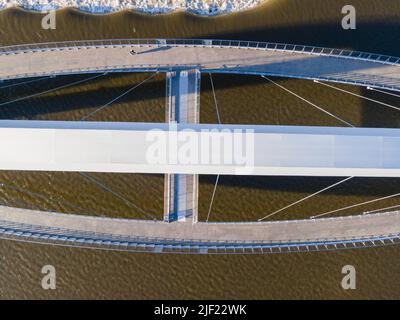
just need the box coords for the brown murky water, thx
[0,0,399,299]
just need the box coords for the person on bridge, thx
[129,49,137,55]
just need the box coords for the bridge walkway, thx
[0,205,399,245]
[1,42,400,92]
[164,69,200,223]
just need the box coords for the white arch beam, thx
[0,120,400,177]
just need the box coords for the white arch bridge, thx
[0,39,400,254]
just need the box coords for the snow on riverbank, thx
[0,0,265,15]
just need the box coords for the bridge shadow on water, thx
[0,73,268,120]
[2,72,398,126]
[200,175,400,197]
[0,71,319,121]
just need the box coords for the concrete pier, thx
[164,69,200,223]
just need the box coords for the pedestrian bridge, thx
[0,39,400,253]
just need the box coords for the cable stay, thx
[0,73,106,107]
[314,80,400,112]
[79,73,159,220]
[78,172,157,220]
[0,76,51,90]
[0,181,88,215]
[311,192,400,219]
[81,72,158,121]
[0,196,41,211]
[209,73,221,124]
[206,73,222,223]
[367,86,400,99]
[258,76,354,222]
[363,204,400,215]
[206,175,220,223]
[258,176,354,221]
[262,76,355,127]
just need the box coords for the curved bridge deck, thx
[0,205,399,253]
[1,39,400,92]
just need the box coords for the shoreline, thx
[0,0,267,16]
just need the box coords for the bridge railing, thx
[1,39,400,66]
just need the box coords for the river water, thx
[0,0,399,299]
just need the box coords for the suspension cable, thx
[315,80,400,112]
[0,197,41,211]
[79,172,157,220]
[258,75,357,222]
[0,181,88,214]
[206,175,220,223]
[209,73,221,124]
[367,86,400,99]
[311,192,400,219]
[81,72,158,121]
[363,203,400,214]
[79,73,159,221]
[0,76,51,90]
[262,76,355,127]
[258,176,354,221]
[206,73,222,222]
[0,73,106,107]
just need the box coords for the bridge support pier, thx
[163,69,200,223]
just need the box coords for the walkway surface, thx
[0,205,399,244]
[1,43,400,91]
[164,69,200,222]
